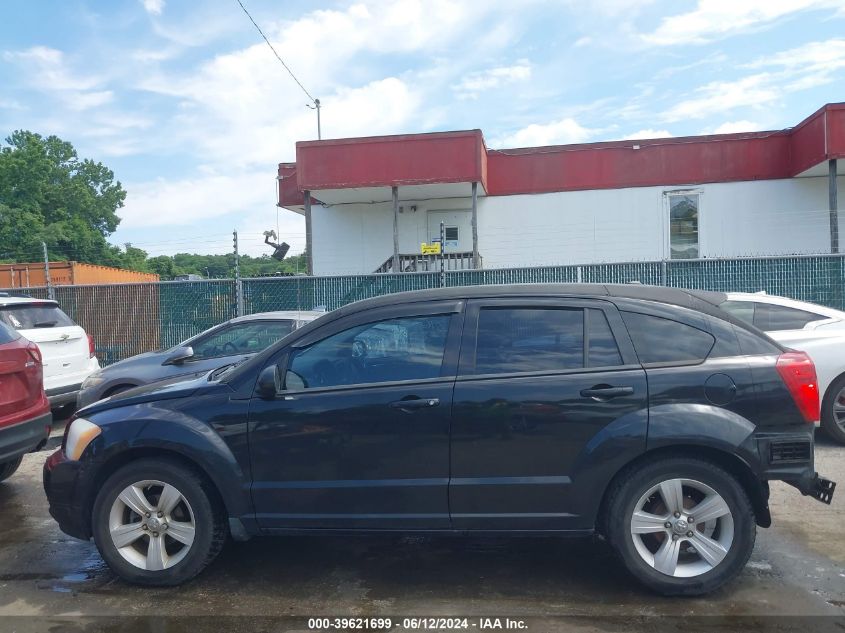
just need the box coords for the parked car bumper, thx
[0,411,52,464]
[43,449,95,540]
[45,359,101,407]
[46,383,83,407]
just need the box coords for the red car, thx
[0,320,51,482]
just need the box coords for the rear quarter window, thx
[621,311,714,365]
[0,304,76,329]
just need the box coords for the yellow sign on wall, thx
[421,242,441,255]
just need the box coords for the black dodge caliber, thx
[44,284,836,595]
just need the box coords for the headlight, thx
[82,370,104,389]
[64,418,101,460]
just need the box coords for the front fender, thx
[84,398,252,521]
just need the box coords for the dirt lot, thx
[0,431,842,632]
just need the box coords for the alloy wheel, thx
[629,478,734,578]
[108,479,196,571]
[832,387,845,430]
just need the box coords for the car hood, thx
[98,350,165,374]
[78,370,212,416]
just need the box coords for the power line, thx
[233,0,317,104]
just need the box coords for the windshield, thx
[0,304,76,329]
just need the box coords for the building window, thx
[668,193,700,259]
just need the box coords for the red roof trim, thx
[278,103,845,207]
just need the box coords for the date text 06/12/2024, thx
[307,617,528,630]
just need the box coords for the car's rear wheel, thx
[0,456,23,482]
[604,457,755,596]
[92,458,227,585]
[821,374,845,444]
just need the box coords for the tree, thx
[0,131,127,265]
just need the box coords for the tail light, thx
[26,341,42,365]
[776,351,819,423]
[88,334,96,358]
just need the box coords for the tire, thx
[91,458,227,586]
[604,457,756,596]
[821,374,845,445]
[0,456,23,482]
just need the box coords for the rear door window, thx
[0,304,75,330]
[621,311,714,365]
[472,307,584,375]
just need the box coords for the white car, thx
[0,294,100,409]
[718,291,845,443]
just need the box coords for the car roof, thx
[725,292,845,320]
[328,283,728,315]
[0,295,57,307]
[229,310,325,324]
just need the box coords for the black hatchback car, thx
[44,284,835,595]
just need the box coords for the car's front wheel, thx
[604,457,755,596]
[92,458,227,585]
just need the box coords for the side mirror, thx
[256,365,281,399]
[163,346,194,365]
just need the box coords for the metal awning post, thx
[304,190,313,276]
[392,186,400,273]
[831,159,839,254]
[471,181,479,269]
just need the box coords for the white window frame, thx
[663,189,703,260]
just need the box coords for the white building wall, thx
[310,176,845,276]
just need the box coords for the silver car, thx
[77,310,325,408]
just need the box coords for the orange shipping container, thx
[0,261,159,288]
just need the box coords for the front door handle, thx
[580,386,634,400]
[388,397,440,411]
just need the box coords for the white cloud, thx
[117,171,306,256]
[573,36,592,47]
[709,120,763,134]
[627,129,673,139]
[662,38,845,121]
[454,61,531,99]
[2,46,112,112]
[496,117,597,147]
[662,74,778,121]
[120,172,270,228]
[140,0,164,16]
[643,0,845,45]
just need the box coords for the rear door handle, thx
[388,397,440,411]
[580,386,634,400]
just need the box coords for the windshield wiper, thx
[33,321,58,328]
[209,358,248,381]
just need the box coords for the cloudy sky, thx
[2,0,845,257]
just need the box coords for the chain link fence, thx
[4,253,845,365]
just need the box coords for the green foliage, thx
[150,251,308,280]
[0,129,306,280]
[0,130,127,264]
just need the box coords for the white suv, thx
[0,294,99,409]
[718,291,845,444]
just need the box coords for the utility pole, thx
[307,98,322,140]
[42,241,55,300]
[233,230,244,317]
